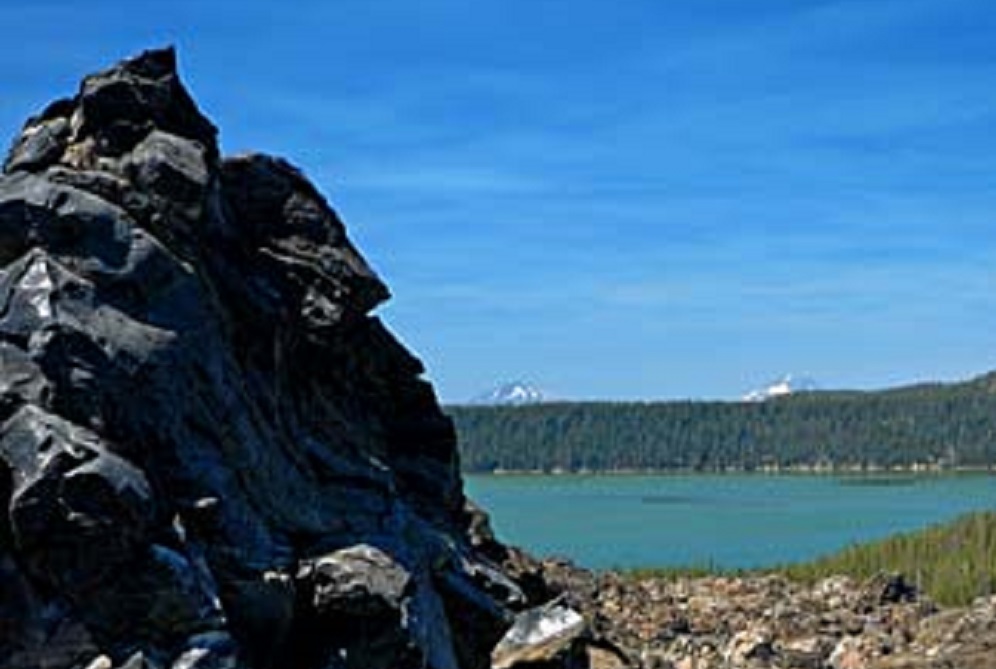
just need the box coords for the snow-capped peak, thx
[743,375,818,402]
[470,381,548,406]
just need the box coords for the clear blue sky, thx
[2,0,995,402]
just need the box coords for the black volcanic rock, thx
[0,48,539,669]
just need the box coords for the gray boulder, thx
[492,602,588,669]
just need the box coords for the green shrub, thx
[624,512,996,607]
[777,511,996,606]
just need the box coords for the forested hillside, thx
[449,372,996,472]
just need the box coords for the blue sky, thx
[2,0,995,402]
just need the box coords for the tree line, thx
[448,373,996,473]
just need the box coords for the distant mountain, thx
[743,374,819,402]
[470,381,549,406]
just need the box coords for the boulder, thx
[0,47,537,669]
[492,601,589,669]
[291,544,420,669]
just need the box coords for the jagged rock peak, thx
[5,47,218,175]
[0,48,572,669]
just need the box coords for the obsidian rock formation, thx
[0,48,530,669]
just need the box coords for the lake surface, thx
[465,473,996,569]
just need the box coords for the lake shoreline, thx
[466,464,996,477]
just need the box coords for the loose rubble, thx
[525,558,996,669]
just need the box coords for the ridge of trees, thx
[449,372,996,473]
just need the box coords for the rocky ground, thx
[525,557,996,669]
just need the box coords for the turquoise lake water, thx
[464,473,996,569]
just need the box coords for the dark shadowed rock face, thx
[0,47,530,669]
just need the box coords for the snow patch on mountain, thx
[470,381,549,406]
[743,375,819,402]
